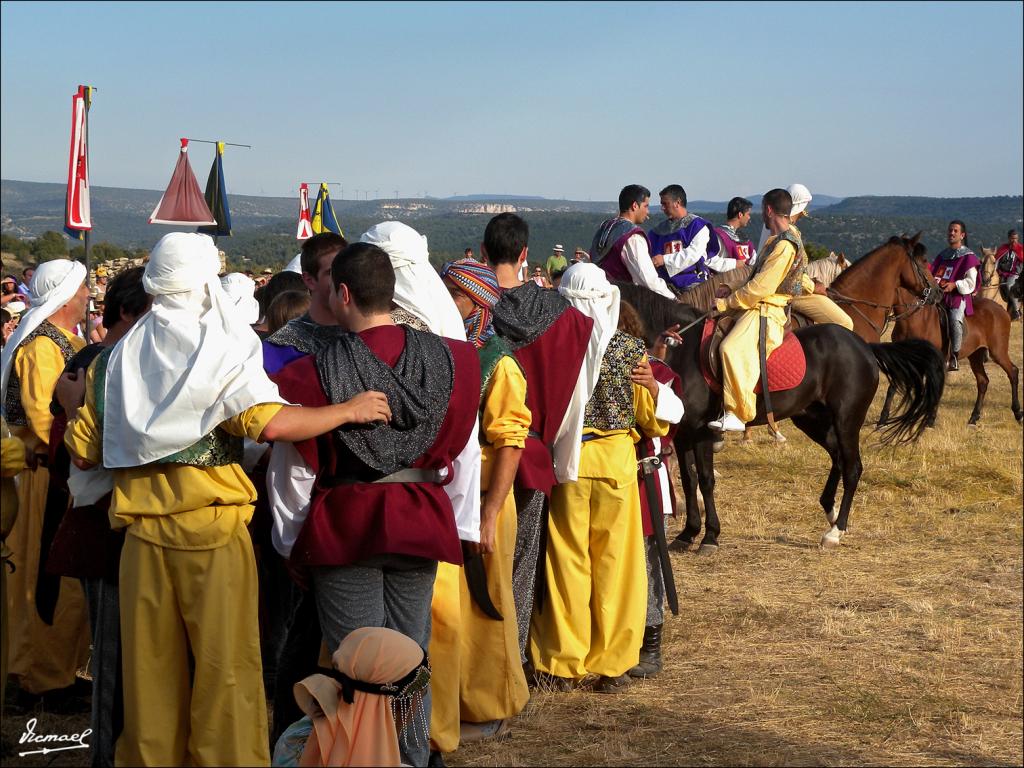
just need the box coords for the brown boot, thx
[592,673,632,694]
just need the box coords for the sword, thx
[758,310,784,441]
[639,455,678,616]
[463,551,503,621]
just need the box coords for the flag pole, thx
[83,86,95,340]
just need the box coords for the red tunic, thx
[271,325,480,567]
[638,359,682,537]
[512,308,593,496]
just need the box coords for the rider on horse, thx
[930,220,980,372]
[710,188,807,433]
[648,184,741,295]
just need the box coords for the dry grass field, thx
[3,326,1021,767]
[454,322,1023,767]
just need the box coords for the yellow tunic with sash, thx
[65,360,281,767]
[459,355,531,722]
[6,326,91,695]
[429,354,531,751]
[715,229,803,423]
[531,333,668,680]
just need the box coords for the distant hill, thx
[2,179,1020,269]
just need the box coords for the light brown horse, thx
[828,236,1021,426]
[976,247,1009,312]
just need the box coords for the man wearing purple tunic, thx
[649,185,739,293]
[591,185,675,299]
[930,219,980,372]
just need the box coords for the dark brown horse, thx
[828,236,1022,425]
[617,281,945,552]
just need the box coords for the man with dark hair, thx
[649,184,740,293]
[714,197,757,265]
[591,185,675,299]
[268,242,480,766]
[711,189,805,433]
[484,212,595,672]
[995,229,1022,320]
[262,232,347,374]
[930,220,981,371]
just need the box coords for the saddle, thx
[700,313,808,395]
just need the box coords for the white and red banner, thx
[64,85,92,233]
[296,183,313,240]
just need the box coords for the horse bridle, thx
[827,239,942,337]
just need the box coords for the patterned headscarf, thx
[441,259,500,348]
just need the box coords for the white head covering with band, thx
[285,253,303,274]
[102,233,284,468]
[360,222,466,341]
[1,258,86,412]
[555,262,620,481]
[219,272,260,325]
[758,183,812,255]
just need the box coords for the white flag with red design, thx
[296,183,313,240]
[64,85,91,233]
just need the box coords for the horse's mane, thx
[830,235,918,292]
[614,283,701,346]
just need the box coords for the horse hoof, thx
[712,440,726,453]
[697,543,719,557]
[772,431,787,444]
[819,526,845,549]
[826,506,839,525]
[967,422,979,429]
[669,538,696,552]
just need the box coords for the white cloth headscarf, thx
[220,272,260,325]
[757,183,812,255]
[285,253,303,274]
[102,233,284,468]
[554,262,621,482]
[1,259,86,413]
[360,222,467,341]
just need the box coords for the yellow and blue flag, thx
[198,142,232,237]
[310,183,343,237]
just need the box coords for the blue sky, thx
[2,1,1022,201]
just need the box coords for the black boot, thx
[948,353,959,372]
[627,624,663,678]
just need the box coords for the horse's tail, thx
[869,339,945,445]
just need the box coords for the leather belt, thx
[321,468,445,487]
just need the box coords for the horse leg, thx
[821,418,864,549]
[791,410,842,526]
[693,440,721,554]
[988,345,1022,423]
[877,383,897,427]
[966,350,990,426]
[670,443,701,550]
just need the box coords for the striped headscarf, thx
[441,259,500,348]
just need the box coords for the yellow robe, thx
[430,356,531,750]
[792,271,854,330]
[459,356,531,723]
[715,234,797,423]
[6,327,91,695]
[2,419,26,713]
[65,360,281,767]
[530,379,668,680]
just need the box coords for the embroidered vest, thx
[650,215,722,291]
[477,335,526,445]
[583,331,647,432]
[93,349,243,467]
[760,229,808,298]
[4,321,78,427]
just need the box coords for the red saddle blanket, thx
[700,317,807,394]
